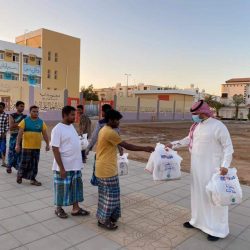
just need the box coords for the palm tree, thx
[204,95,224,117]
[232,94,244,120]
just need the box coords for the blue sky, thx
[1,0,250,94]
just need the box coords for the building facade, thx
[219,78,250,119]
[16,28,80,98]
[221,78,250,105]
[0,40,42,109]
[0,28,80,110]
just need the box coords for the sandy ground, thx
[47,120,250,186]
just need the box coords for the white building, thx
[0,40,42,86]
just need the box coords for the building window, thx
[54,70,58,79]
[13,54,19,62]
[0,53,4,60]
[47,69,51,79]
[55,53,58,62]
[221,93,228,98]
[48,51,51,61]
[23,75,28,81]
[11,74,19,81]
[36,58,41,66]
[23,56,28,64]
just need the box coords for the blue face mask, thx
[192,114,203,123]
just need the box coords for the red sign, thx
[158,95,169,101]
[67,97,80,107]
[67,98,80,122]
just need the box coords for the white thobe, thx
[172,118,234,238]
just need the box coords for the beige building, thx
[94,87,116,101]
[219,78,250,119]
[134,89,195,111]
[221,78,250,105]
[94,83,162,100]
[16,28,80,98]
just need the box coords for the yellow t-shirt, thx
[95,126,122,178]
[19,118,47,149]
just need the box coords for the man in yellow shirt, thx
[96,109,154,230]
[16,105,50,186]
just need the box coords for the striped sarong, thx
[18,149,40,180]
[96,175,121,223]
[54,170,84,206]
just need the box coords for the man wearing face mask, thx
[166,100,234,242]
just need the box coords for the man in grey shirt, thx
[86,104,122,155]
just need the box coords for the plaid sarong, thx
[8,134,21,169]
[96,175,121,222]
[18,149,40,180]
[53,170,84,206]
[0,137,6,157]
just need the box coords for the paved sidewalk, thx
[0,148,250,250]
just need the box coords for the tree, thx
[204,95,224,117]
[232,94,244,120]
[81,85,99,101]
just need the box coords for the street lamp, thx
[124,73,131,97]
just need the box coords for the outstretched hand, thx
[165,143,173,150]
[144,146,154,153]
[220,167,228,176]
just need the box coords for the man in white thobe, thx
[167,100,234,241]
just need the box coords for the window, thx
[23,75,28,81]
[11,74,19,81]
[54,70,58,80]
[36,58,41,66]
[0,53,4,60]
[221,93,228,98]
[47,69,51,79]
[55,53,58,62]
[13,54,19,62]
[48,51,51,61]
[144,87,147,90]
[23,56,28,64]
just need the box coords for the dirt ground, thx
[119,121,250,186]
[47,120,250,186]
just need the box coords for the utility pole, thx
[124,73,131,97]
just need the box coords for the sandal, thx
[110,217,118,223]
[1,163,7,168]
[6,168,12,174]
[98,220,118,230]
[55,207,68,219]
[16,175,22,184]
[71,208,90,216]
[30,180,42,186]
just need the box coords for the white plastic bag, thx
[145,152,155,173]
[206,168,242,206]
[145,143,182,181]
[117,153,129,176]
[79,134,89,151]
